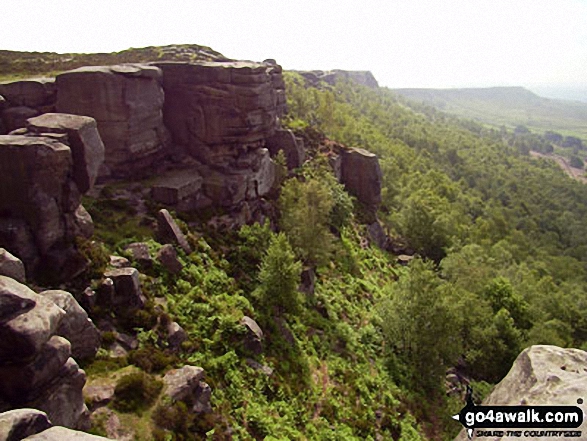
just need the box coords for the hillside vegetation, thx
[78,74,587,440]
[392,86,587,140]
[0,44,227,80]
[3,47,587,440]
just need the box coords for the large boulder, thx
[266,128,305,170]
[0,276,65,364]
[0,409,52,441]
[41,290,101,361]
[156,209,192,254]
[454,345,587,441]
[0,277,89,430]
[21,426,113,440]
[339,147,382,209]
[102,268,145,313]
[0,135,93,280]
[155,60,286,162]
[0,78,56,109]
[0,248,26,284]
[56,64,170,178]
[26,113,105,193]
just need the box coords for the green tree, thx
[279,176,335,267]
[379,258,460,392]
[255,233,302,315]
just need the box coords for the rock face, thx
[26,113,105,193]
[0,276,89,429]
[0,79,56,134]
[339,147,382,210]
[0,113,103,281]
[155,61,286,160]
[21,426,113,440]
[40,290,101,361]
[0,248,26,283]
[0,409,52,441]
[266,128,305,170]
[56,64,170,178]
[454,345,587,441]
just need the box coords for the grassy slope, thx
[392,86,587,139]
[0,44,229,81]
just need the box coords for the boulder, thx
[166,321,187,349]
[156,209,192,254]
[28,358,89,430]
[56,64,170,178]
[0,135,92,280]
[240,316,264,355]
[454,345,587,441]
[266,128,305,169]
[1,107,39,133]
[0,336,71,404]
[151,168,203,205]
[0,78,56,108]
[367,221,388,250]
[0,248,25,283]
[102,268,145,312]
[155,61,286,161]
[83,383,115,411]
[21,426,112,440]
[156,244,183,275]
[0,276,65,364]
[163,365,205,403]
[123,242,152,267]
[25,113,105,193]
[41,290,101,360]
[339,147,382,209]
[0,409,52,441]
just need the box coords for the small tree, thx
[256,233,302,315]
[279,177,335,267]
[379,258,460,393]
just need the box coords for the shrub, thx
[112,372,163,413]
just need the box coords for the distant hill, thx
[0,44,229,80]
[392,86,587,139]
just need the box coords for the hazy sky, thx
[2,0,586,89]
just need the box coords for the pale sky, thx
[1,0,586,89]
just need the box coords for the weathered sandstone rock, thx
[240,316,264,355]
[102,268,145,313]
[155,61,286,162]
[26,113,105,193]
[28,358,89,429]
[156,209,192,254]
[151,168,203,205]
[0,336,71,403]
[0,248,25,284]
[340,147,382,209]
[21,425,112,440]
[454,345,587,441]
[0,78,56,108]
[41,290,101,361]
[1,107,39,133]
[156,244,183,275]
[266,128,305,170]
[0,135,94,280]
[0,276,65,364]
[56,64,169,178]
[163,365,210,412]
[166,321,187,349]
[0,408,52,441]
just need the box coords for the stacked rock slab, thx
[0,113,104,281]
[339,147,382,211]
[153,60,286,207]
[56,64,170,179]
[0,276,90,429]
[0,79,56,134]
